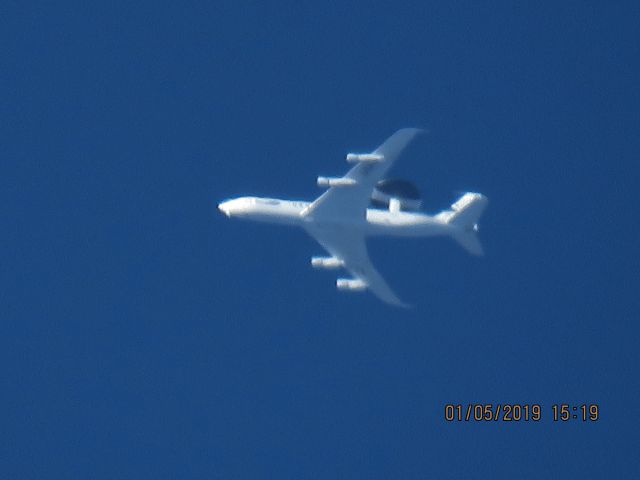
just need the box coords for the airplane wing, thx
[302,128,424,221]
[306,226,411,308]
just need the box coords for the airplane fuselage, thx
[218,128,487,306]
[218,196,453,237]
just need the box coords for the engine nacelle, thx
[317,176,356,188]
[336,278,367,291]
[346,153,384,163]
[311,256,344,269]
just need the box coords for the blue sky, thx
[3,2,640,478]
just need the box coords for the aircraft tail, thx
[445,192,488,256]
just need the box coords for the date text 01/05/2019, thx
[444,404,599,422]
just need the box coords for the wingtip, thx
[400,127,429,136]
[387,298,413,309]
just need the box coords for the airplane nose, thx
[218,202,230,217]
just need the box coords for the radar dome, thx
[370,179,422,211]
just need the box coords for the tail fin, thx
[445,193,488,256]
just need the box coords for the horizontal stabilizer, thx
[452,230,484,256]
[448,193,488,228]
[447,192,488,256]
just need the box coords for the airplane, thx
[218,128,488,307]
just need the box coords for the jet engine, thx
[317,176,356,187]
[311,256,344,269]
[336,278,367,291]
[346,153,384,163]
[370,178,422,211]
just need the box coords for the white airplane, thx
[218,128,488,307]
